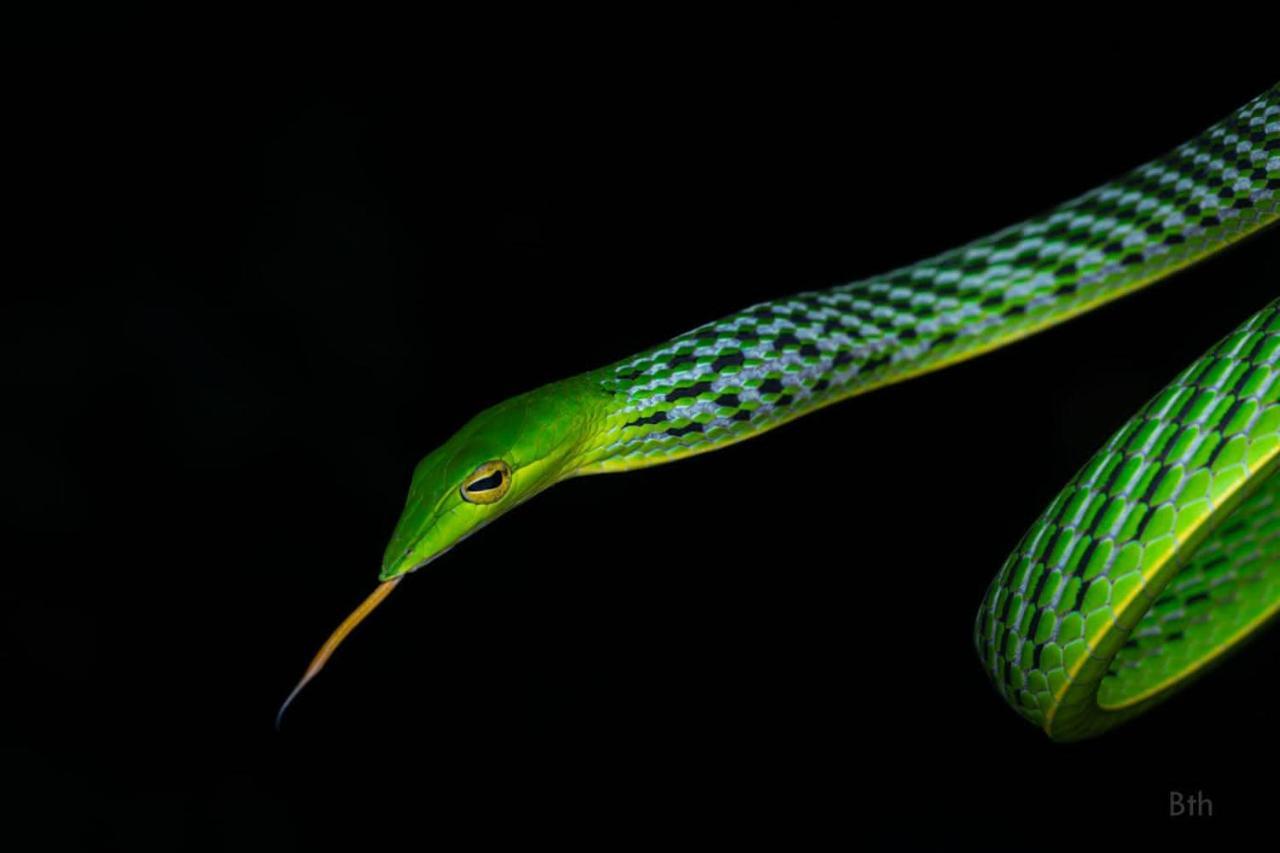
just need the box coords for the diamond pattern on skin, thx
[577,86,1278,470]
[975,301,1280,732]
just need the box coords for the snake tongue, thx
[275,576,403,729]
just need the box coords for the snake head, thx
[276,374,604,726]
[379,374,603,581]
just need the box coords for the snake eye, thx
[460,460,511,504]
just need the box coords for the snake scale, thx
[281,84,1279,741]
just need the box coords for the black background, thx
[4,29,1278,851]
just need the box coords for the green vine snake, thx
[279,84,1279,741]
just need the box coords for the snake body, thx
[283,84,1279,740]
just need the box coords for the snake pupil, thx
[466,470,505,492]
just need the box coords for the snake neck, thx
[567,84,1279,475]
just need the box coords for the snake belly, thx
[564,84,1278,739]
